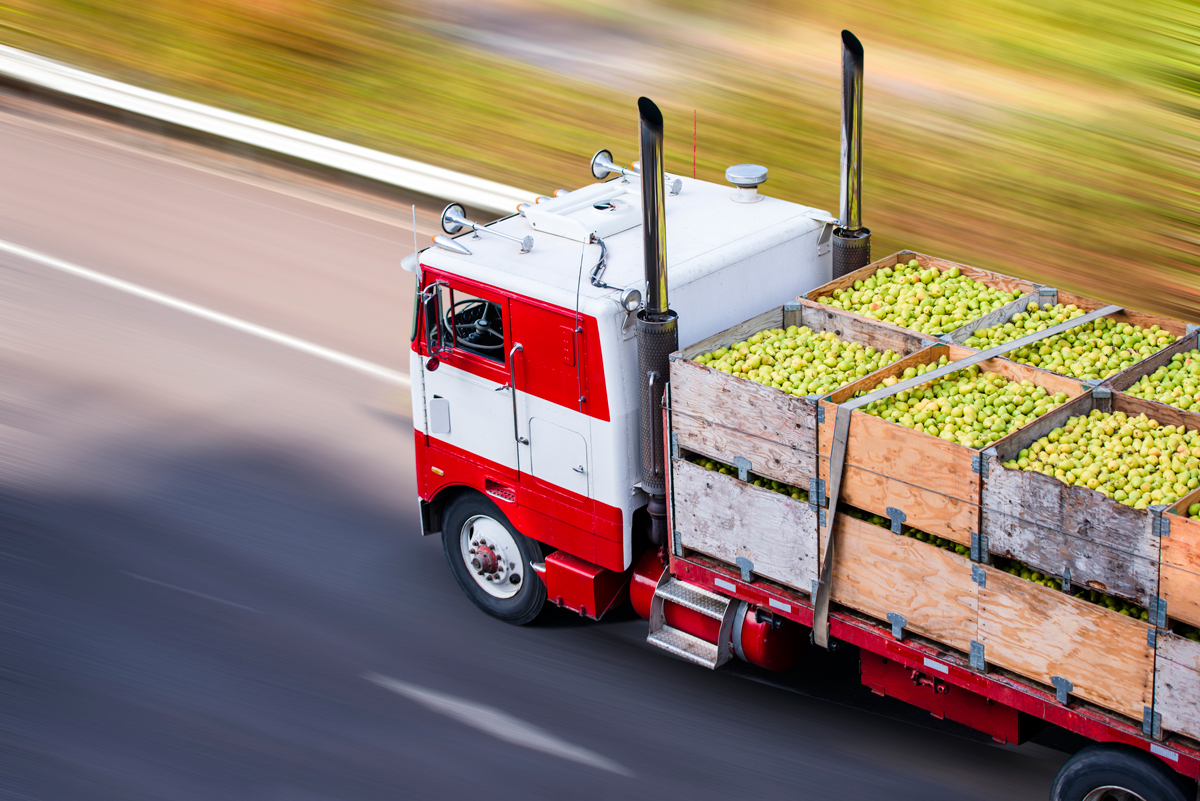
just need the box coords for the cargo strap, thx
[810,303,1122,648]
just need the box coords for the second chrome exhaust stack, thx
[634,96,677,547]
[833,30,871,278]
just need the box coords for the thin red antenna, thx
[693,110,697,179]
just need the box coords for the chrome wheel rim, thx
[459,514,524,599]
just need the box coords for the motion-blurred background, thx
[6,0,1199,316]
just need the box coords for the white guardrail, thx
[0,44,536,216]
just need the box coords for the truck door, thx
[509,299,593,507]
[420,276,519,477]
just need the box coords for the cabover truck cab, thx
[409,168,831,618]
[406,33,1200,801]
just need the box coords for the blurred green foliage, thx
[2,0,1197,317]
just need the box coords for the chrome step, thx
[655,578,731,620]
[647,625,721,668]
[646,572,739,670]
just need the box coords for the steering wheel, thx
[448,298,504,351]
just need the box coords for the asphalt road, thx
[0,92,1072,800]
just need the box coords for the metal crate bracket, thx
[969,640,986,672]
[1051,676,1073,705]
[733,455,751,482]
[886,612,907,641]
[886,507,906,535]
[735,557,755,583]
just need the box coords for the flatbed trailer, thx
[409,31,1200,801]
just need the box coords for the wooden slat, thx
[1156,632,1200,742]
[671,357,817,487]
[789,299,936,356]
[1162,503,1200,629]
[680,306,785,361]
[978,567,1154,720]
[983,392,1191,607]
[829,513,979,652]
[673,458,818,593]
[819,344,1085,545]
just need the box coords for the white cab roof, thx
[420,175,831,316]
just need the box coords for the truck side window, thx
[449,289,505,363]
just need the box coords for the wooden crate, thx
[977,565,1155,721]
[819,344,1087,546]
[1163,490,1200,629]
[1155,631,1200,743]
[672,457,818,594]
[804,250,1038,343]
[670,302,929,489]
[950,289,1188,381]
[982,390,1200,607]
[829,512,979,652]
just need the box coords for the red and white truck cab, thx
[406,137,833,622]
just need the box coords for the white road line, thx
[365,673,633,777]
[124,572,260,613]
[0,238,410,387]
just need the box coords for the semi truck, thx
[401,31,1200,801]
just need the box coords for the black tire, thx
[1050,744,1190,801]
[441,493,546,625]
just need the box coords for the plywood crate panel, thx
[670,303,929,489]
[829,512,980,653]
[950,289,1188,382]
[978,567,1154,721]
[1163,489,1200,629]
[819,344,1087,545]
[672,457,818,594]
[805,250,1038,343]
[1155,632,1200,743]
[982,390,1200,607]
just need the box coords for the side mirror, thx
[420,281,452,357]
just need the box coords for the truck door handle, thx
[572,465,585,474]
[508,344,528,445]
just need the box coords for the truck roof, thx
[418,174,832,317]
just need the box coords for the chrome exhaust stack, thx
[634,96,678,547]
[833,30,871,277]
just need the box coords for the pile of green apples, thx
[858,358,1071,448]
[694,325,901,397]
[1187,502,1200,520]
[689,455,810,502]
[1176,622,1200,642]
[1002,409,1200,508]
[963,302,1174,380]
[813,259,1024,336]
[1124,349,1200,412]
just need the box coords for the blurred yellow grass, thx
[2,0,1196,320]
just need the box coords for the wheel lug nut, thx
[468,548,476,555]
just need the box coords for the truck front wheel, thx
[1050,744,1190,801]
[441,493,546,625]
